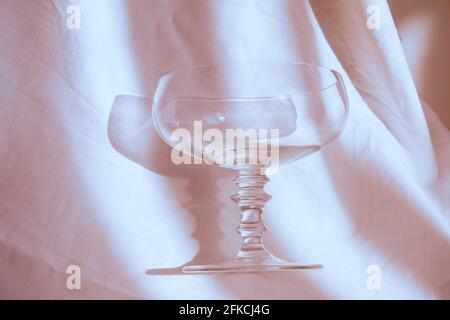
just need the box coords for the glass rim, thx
[154,61,344,101]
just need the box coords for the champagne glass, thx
[152,62,349,273]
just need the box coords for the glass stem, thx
[231,165,273,261]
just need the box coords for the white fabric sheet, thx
[0,0,449,299]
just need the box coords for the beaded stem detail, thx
[231,166,273,261]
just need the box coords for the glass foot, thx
[182,255,323,273]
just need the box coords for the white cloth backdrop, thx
[0,0,449,299]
